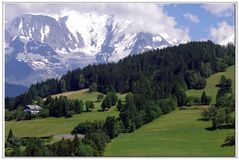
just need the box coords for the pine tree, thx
[85,101,94,112]
[89,83,97,92]
[59,79,67,92]
[117,99,123,111]
[201,91,211,105]
[7,128,13,141]
[78,74,85,89]
[36,97,44,107]
[101,97,111,111]
[72,134,80,153]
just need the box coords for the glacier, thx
[5,12,178,86]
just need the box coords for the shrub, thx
[38,109,49,118]
[85,101,94,112]
[71,121,103,135]
[201,91,211,105]
[96,94,104,102]
[89,83,97,92]
[66,111,74,118]
[201,108,210,120]
[223,135,235,146]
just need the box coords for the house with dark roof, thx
[24,105,42,114]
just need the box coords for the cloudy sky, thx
[4,3,235,43]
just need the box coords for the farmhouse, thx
[24,105,42,114]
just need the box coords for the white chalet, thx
[24,105,42,114]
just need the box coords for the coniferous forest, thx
[5,41,235,156]
[6,41,235,110]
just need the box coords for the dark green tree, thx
[59,79,67,92]
[201,91,211,105]
[7,128,13,141]
[74,100,84,114]
[24,138,49,156]
[117,99,123,111]
[75,144,94,156]
[38,109,49,118]
[89,83,97,92]
[36,97,44,107]
[212,108,225,128]
[78,74,85,89]
[85,101,94,112]
[107,92,118,106]
[104,116,122,139]
[200,62,212,78]
[97,94,104,102]
[101,97,111,111]
[216,75,232,99]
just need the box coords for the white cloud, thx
[4,3,190,43]
[209,21,234,43]
[201,4,234,17]
[183,12,200,23]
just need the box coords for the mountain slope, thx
[219,34,235,46]
[5,12,176,86]
[105,108,234,156]
[186,65,235,104]
[5,83,28,97]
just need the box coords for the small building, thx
[24,105,42,114]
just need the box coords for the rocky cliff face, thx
[5,12,174,86]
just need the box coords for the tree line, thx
[5,96,95,121]
[6,116,120,156]
[5,41,235,111]
[200,75,235,146]
[201,75,234,128]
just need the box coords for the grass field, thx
[5,89,127,138]
[51,88,104,110]
[5,109,118,138]
[105,108,235,156]
[186,65,235,104]
[51,88,127,110]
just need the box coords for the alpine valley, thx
[5,11,175,87]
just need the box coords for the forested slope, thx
[6,41,235,110]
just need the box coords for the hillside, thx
[6,41,235,113]
[5,110,118,138]
[5,89,126,138]
[5,83,28,97]
[50,88,127,110]
[105,108,235,156]
[105,65,235,156]
[186,65,235,104]
[5,42,235,157]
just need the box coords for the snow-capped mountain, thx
[5,12,175,86]
[219,34,235,46]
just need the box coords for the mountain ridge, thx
[5,12,178,86]
[5,83,28,97]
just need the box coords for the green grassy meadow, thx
[186,65,235,104]
[5,66,235,156]
[5,109,118,138]
[51,88,127,110]
[5,89,127,138]
[105,108,235,156]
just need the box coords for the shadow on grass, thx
[205,125,235,131]
[221,143,235,147]
[205,127,216,131]
[198,118,210,121]
[221,135,235,147]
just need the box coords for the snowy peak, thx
[219,34,235,46]
[5,12,176,86]
[61,11,108,52]
[6,14,77,51]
